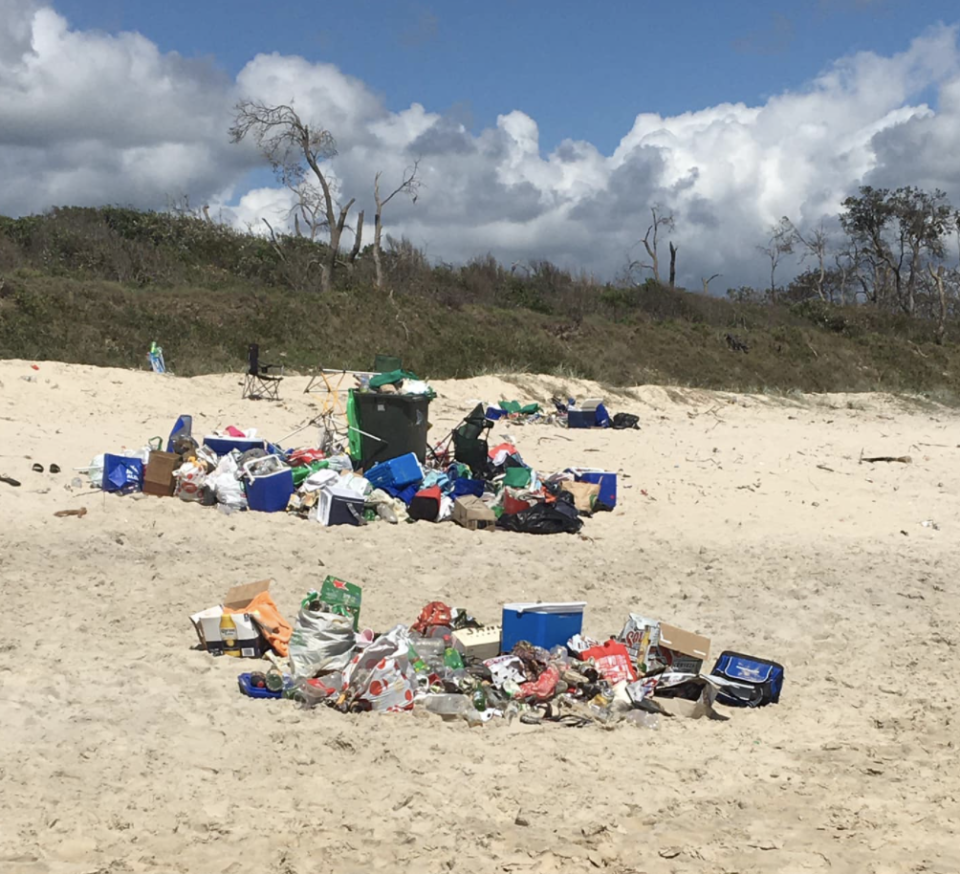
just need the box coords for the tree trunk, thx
[347,210,364,268]
[929,264,947,345]
[373,211,383,290]
[668,242,678,289]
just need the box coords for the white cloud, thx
[3,3,960,289]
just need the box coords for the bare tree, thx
[373,161,421,290]
[784,218,828,301]
[668,241,678,289]
[631,206,675,284]
[701,273,721,295]
[229,100,356,293]
[757,218,794,303]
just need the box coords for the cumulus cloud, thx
[3,2,960,289]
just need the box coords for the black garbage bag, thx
[611,412,640,430]
[497,498,583,535]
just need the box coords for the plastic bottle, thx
[624,709,660,730]
[410,636,446,661]
[423,693,469,719]
[376,503,398,524]
[219,613,240,657]
[409,646,430,676]
[443,637,464,670]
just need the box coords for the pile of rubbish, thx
[193,579,784,728]
[485,398,641,430]
[84,393,631,535]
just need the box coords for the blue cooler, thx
[365,452,424,490]
[204,435,266,457]
[501,602,586,653]
[577,471,617,509]
[567,410,594,429]
[245,468,294,512]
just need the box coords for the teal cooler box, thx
[501,602,586,653]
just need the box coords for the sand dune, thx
[1,359,958,874]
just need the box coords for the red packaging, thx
[518,664,560,701]
[581,640,638,685]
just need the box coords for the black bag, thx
[710,651,784,707]
[611,413,640,430]
[497,499,582,535]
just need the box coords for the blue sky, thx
[45,0,957,153]
[4,0,960,287]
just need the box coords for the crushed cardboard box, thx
[619,614,711,676]
[650,673,725,720]
[452,496,497,531]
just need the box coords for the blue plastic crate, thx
[501,602,586,653]
[365,452,424,490]
[577,472,617,509]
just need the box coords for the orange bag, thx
[225,591,292,657]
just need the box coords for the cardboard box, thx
[143,450,180,497]
[189,579,272,658]
[319,575,362,631]
[619,614,711,676]
[452,624,502,660]
[452,495,497,531]
[560,481,601,514]
[650,673,723,720]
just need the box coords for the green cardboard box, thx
[319,575,363,631]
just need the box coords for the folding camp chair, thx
[451,403,493,478]
[242,343,284,401]
[303,369,352,417]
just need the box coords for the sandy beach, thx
[1,359,958,874]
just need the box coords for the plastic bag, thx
[288,606,357,680]
[207,453,247,509]
[87,454,105,489]
[337,625,416,713]
[174,460,207,502]
[496,499,583,535]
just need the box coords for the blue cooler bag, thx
[710,651,784,707]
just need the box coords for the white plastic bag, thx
[87,454,105,488]
[288,607,357,680]
[207,453,247,509]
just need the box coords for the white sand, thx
[1,359,958,874]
